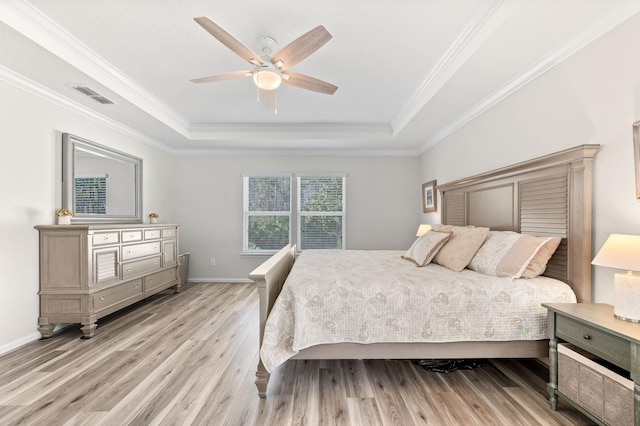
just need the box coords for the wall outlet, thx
[210,257,216,266]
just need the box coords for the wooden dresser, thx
[35,223,180,338]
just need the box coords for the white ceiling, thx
[1,0,639,155]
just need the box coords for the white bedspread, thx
[260,250,576,372]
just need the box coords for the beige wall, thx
[0,80,175,354]
[419,12,640,304]
[172,155,419,281]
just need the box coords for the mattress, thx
[260,249,576,372]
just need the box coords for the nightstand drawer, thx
[556,315,630,369]
[558,344,633,426]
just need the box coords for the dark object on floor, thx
[413,359,486,373]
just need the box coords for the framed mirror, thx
[62,133,142,223]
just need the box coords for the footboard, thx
[248,243,296,397]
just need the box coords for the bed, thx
[249,144,600,397]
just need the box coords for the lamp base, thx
[614,313,640,323]
[613,272,640,322]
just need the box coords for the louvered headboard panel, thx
[438,145,599,303]
[520,174,568,282]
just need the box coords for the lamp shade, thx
[591,234,640,272]
[416,224,432,237]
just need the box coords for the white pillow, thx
[402,231,451,267]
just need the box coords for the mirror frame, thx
[62,133,143,224]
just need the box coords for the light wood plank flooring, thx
[0,282,593,425]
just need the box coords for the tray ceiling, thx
[0,1,638,155]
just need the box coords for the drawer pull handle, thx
[583,334,591,340]
[127,267,132,272]
[170,271,174,275]
[134,284,139,288]
[149,279,153,283]
[100,296,105,301]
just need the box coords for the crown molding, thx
[0,1,191,136]
[391,0,514,136]
[417,1,640,155]
[188,123,392,141]
[0,65,414,156]
[0,64,172,153]
[169,148,420,157]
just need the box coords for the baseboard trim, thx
[186,278,254,284]
[0,332,41,356]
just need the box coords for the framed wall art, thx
[422,180,437,213]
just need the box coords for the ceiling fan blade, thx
[194,17,264,65]
[190,70,252,83]
[282,71,337,95]
[271,26,332,71]
[257,88,277,112]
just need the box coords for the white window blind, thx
[74,177,106,214]
[297,176,346,250]
[243,175,291,253]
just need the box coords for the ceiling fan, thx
[191,17,338,112]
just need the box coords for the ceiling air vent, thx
[72,85,115,105]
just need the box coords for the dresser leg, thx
[80,322,97,339]
[38,320,55,339]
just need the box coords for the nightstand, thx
[543,303,640,425]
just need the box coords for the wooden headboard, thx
[437,145,600,303]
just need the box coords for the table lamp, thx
[416,224,432,237]
[591,234,640,322]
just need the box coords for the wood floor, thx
[0,282,593,425]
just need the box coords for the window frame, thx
[242,173,292,255]
[242,172,346,255]
[296,174,347,251]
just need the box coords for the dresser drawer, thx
[94,279,142,312]
[122,242,161,261]
[93,232,119,245]
[162,227,177,238]
[144,268,177,292]
[122,230,143,242]
[556,316,630,369]
[122,256,161,279]
[144,229,161,240]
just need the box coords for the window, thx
[74,177,107,214]
[243,175,291,253]
[297,175,346,250]
[243,173,346,254]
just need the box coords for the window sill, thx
[241,251,278,257]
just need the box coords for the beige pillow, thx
[432,225,490,272]
[521,237,561,278]
[468,231,558,278]
[468,231,560,278]
[402,231,451,266]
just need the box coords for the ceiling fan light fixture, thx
[253,68,281,90]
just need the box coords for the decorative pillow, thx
[468,231,561,278]
[432,225,490,272]
[402,231,452,266]
[521,237,561,278]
